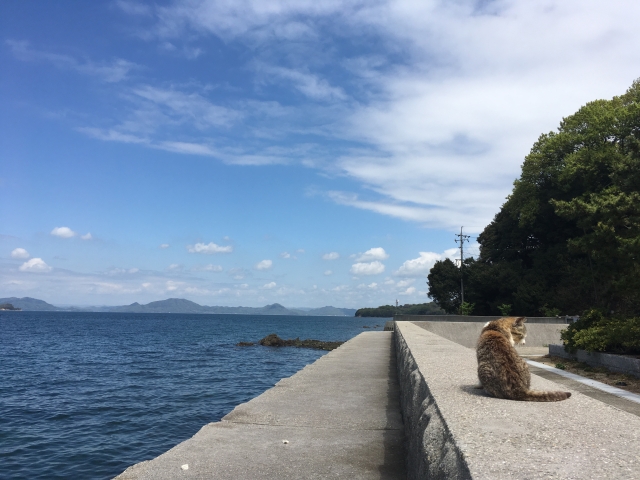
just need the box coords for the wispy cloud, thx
[187,242,233,254]
[255,64,347,102]
[31,0,640,234]
[7,40,137,82]
[193,264,223,272]
[322,252,339,260]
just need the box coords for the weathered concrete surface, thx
[115,332,405,480]
[549,344,640,379]
[395,321,640,480]
[412,321,566,350]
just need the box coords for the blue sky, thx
[2,1,639,307]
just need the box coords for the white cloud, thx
[166,280,181,291]
[19,258,52,273]
[280,252,291,258]
[168,263,183,270]
[23,0,640,238]
[193,263,223,272]
[394,247,474,278]
[255,259,273,270]
[356,247,389,262]
[395,252,443,278]
[81,233,92,240]
[160,243,170,249]
[396,279,414,288]
[11,248,30,259]
[51,226,76,238]
[350,261,385,276]
[399,286,417,296]
[322,252,340,260]
[187,242,233,254]
[324,270,333,276]
[368,282,378,289]
[262,281,276,289]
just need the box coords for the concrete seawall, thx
[116,324,640,479]
[394,315,569,324]
[395,321,640,479]
[115,332,405,479]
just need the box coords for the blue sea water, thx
[0,311,387,480]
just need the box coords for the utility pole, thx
[455,226,470,307]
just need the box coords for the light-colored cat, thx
[477,317,571,402]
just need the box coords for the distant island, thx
[1,296,445,318]
[355,302,445,317]
[0,303,21,311]
[0,297,357,316]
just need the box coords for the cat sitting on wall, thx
[477,317,571,402]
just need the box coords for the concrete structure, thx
[394,314,570,324]
[412,320,566,352]
[395,321,640,479]
[115,322,640,480]
[549,344,640,379]
[115,332,405,479]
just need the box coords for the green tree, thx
[427,258,461,314]
[427,79,640,318]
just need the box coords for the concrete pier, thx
[115,332,406,479]
[395,321,640,479]
[116,323,640,480]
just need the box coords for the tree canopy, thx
[428,80,640,318]
[355,302,444,317]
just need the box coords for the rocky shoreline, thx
[237,333,344,351]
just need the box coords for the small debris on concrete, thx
[181,464,189,470]
[282,440,289,444]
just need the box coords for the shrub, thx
[561,309,640,354]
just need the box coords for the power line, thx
[454,226,470,307]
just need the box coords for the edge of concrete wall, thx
[549,344,640,378]
[394,324,472,480]
[394,314,569,324]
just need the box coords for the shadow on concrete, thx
[460,384,492,398]
[378,335,408,479]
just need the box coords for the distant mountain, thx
[305,306,358,316]
[108,298,208,314]
[0,297,61,311]
[0,296,358,316]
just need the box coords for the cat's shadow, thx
[460,384,492,397]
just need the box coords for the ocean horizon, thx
[0,311,387,479]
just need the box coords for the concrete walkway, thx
[115,332,406,479]
[396,322,640,479]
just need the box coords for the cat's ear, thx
[515,317,526,325]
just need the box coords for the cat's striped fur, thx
[477,317,571,402]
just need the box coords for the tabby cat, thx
[476,317,571,402]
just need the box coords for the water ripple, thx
[0,312,383,479]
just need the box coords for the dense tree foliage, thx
[428,80,640,320]
[355,302,444,317]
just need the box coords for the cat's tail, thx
[523,390,571,402]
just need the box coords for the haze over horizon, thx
[2,1,639,308]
